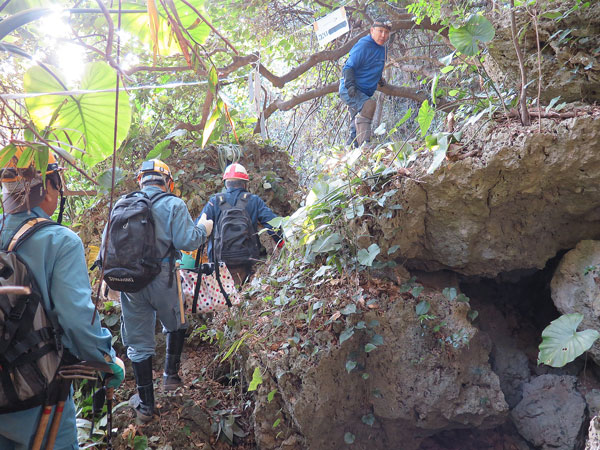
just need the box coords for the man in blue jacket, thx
[0,151,124,449]
[120,159,213,424]
[339,17,392,146]
[199,163,283,286]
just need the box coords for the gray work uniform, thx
[120,186,208,363]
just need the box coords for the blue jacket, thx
[342,34,386,97]
[0,207,118,449]
[199,187,282,260]
[141,186,208,258]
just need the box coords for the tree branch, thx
[254,82,429,133]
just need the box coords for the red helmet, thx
[222,163,249,181]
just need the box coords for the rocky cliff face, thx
[246,2,600,449]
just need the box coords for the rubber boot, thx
[355,99,377,147]
[346,108,358,147]
[163,329,186,391]
[355,114,372,146]
[129,357,154,424]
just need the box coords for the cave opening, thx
[416,251,600,450]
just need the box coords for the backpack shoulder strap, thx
[236,192,251,208]
[7,218,58,252]
[150,191,175,205]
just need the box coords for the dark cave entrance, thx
[417,251,598,450]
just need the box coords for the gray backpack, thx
[0,218,64,413]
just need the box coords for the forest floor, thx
[99,312,256,449]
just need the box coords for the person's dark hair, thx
[225,179,248,189]
[46,171,62,192]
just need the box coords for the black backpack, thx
[0,218,64,413]
[100,191,174,293]
[213,193,260,267]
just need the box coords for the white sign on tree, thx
[313,7,349,46]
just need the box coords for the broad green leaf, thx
[417,100,435,137]
[33,145,48,183]
[395,108,412,127]
[248,367,263,391]
[17,147,34,168]
[538,313,600,368]
[201,100,222,148]
[371,334,384,346]
[361,414,375,426]
[147,140,171,159]
[443,287,457,301]
[117,1,210,56]
[311,232,342,253]
[267,389,277,403]
[364,343,377,352]
[341,304,356,315]
[97,167,125,192]
[388,245,400,255]
[24,62,132,166]
[339,327,354,344]
[345,360,357,373]
[208,66,218,94]
[357,243,381,266]
[449,15,495,56]
[431,74,439,105]
[344,432,355,444]
[427,135,449,175]
[415,300,430,316]
[0,144,19,169]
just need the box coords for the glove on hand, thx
[343,68,357,98]
[105,357,125,389]
[198,213,214,236]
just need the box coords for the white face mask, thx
[1,177,45,214]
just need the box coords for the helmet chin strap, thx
[57,190,66,224]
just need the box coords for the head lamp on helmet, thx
[222,163,249,181]
[372,17,392,30]
[137,159,174,192]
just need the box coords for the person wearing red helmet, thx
[199,163,283,285]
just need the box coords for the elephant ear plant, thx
[538,313,600,368]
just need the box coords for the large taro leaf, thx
[538,313,600,368]
[24,61,132,166]
[449,14,495,56]
[118,0,210,56]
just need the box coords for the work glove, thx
[378,77,386,87]
[277,240,285,249]
[343,68,357,98]
[105,357,125,389]
[198,213,214,236]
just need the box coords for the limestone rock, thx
[550,240,600,365]
[586,415,600,450]
[511,375,587,449]
[486,0,600,104]
[251,287,508,449]
[367,115,600,277]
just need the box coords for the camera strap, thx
[210,232,232,308]
[191,243,204,314]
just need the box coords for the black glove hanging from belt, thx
[343,68,357,98]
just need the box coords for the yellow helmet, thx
[0,147,61,183]
[137,159,174,192]
[1,147,64,216]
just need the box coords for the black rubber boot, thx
[129,357,154,423]
[163,329,186,391]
